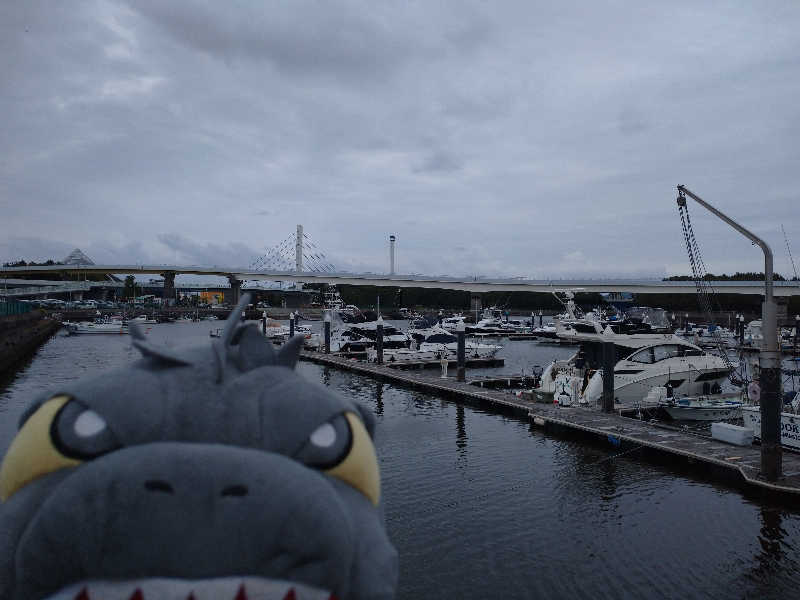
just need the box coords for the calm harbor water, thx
[2,322,800,599]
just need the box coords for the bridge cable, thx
[782,224,799,282]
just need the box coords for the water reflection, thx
[8,325,800,599]
[753,506,785,579]
[375,381,384,416]
[456,404,467,457]
[599,457,618,506]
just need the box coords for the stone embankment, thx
[0,312,61,379]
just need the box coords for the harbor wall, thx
[0,312,61,379]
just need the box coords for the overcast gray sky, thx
[2,1,799,279]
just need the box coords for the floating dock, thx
[300,350,800,498]
[385,357,504,370]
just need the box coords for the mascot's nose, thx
[142,478,250,497]
[16,443,354,600]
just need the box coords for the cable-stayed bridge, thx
[4,225,800,300]
[3,264,800,296]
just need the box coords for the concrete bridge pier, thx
[227,275,241,305]
[162,271,176,306]
[776,297,789,323]
[470,294,482,314]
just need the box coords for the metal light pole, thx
[389,235,396,276]
[677,185,781,481]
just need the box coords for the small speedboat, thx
[659,394,743,421]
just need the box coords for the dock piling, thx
[456,321,466,382]
[376,316,384,365]
[602,341,615,412]
[324,312,331,354]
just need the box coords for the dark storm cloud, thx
[2,0,800,279]
[125,0,446,82]
[156,233,258,267]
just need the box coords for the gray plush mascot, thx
[0,295,398,600]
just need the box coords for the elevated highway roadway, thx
[3,264,799,296]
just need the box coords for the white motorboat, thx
[674,323,737,348]
[350,321,410,347]
[742,393,800,451]
[465,308,528,335]
[656,392,743,421]
[553,293,671,340]
[369,327,501,362]
[531,323,558,339]
[327,322,410,353]
[64,319,128,335]
[440,315,466,332]
[529,334,732,406]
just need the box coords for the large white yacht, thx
[530,332,732,406]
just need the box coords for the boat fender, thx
[581,370,603,405]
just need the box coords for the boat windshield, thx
[426,333,457,343]
[628,348,654,364]
[653,344,682,361]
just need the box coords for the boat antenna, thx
[782,224,799,281]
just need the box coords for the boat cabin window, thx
[628,348,654,364]
[652,344,682,362]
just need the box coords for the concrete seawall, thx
[0,312,61,379]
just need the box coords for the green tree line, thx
[665,272,797,281]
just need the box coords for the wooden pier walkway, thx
[299,350,800,498]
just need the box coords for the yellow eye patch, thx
[0,396,81,502]
[325,412,381,506]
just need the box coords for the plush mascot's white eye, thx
[296,412,380,506]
